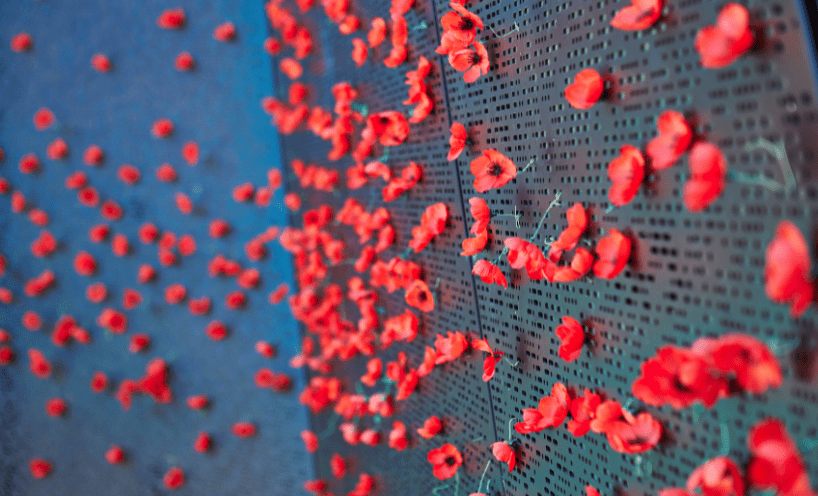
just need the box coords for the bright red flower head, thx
[33,108,55,130]
[105,445,125,464]
[747,418,815,496]
[686,456,745,496]
[684,142,727,212]
[492,441,516,472]
[91,54,111,73]
[410,202,448,252]
[472,338,504,381]
[441,2,483,46]
[468,197,490,234]
[449,41,489,83]
[473,259,508,288]
[515,382,570,434]
[11,33,33,52]
[301,430,319,453]
[694,3,753,69]
[367,111,410,147]
[29,458,52,479]
[405,280,435,312]
[213,22,236,42]
[427,443,462,480]
[555,316,584,362]
[608,145,645,207]
[157,8,185,29]
[611,0,662,31]
[764,220,813,317]
[505,237,549,280]
[647,110,692,170]
[606,411,662,454]
[448,122,468,161]
[352,38,368,67]
[417,415,443,438]
[388,421,409,451]
[692,333,782,394]
[461,229,488,256]
[470,149,517,193]
[565,69,603,109]
[593,229,630,279]
[368,17,387,47]
[163,467,184,490]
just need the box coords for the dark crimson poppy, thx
[611,0,662,31]
[427,443,462,480]
[632,345,728,408]
[470,149,517,193]
[492,441,516,472]
[213,21,236,41]
[105,445,125,464]
[11,33,33,52]
[473,259,508,288]
[157,8,185,29]
[175,52,195,71]
[606,410,662,454]
[515,382,570,433]
[565,69,604,110]
[593,229,630,279]
[45,398,67,417]
[555,316,584,362]
[647,110,692,170]
[163,467,184,490]
[685,456,745,496]
[450,41,489,83]
[608,145,645,206]
[764,221,813,317]
[683,142,727,212]
[417,415,443,438]
[747,418,814,496]
[368,17,387,47]
[91,54,111,72]
[29,459,51,479]
[695,3,753,69]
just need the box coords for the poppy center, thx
[417,291,428,302]
[445,456,457,466]
[459,18,474,31]
[469,52,482,65]
[489,162,504,176]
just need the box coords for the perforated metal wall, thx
[276,0,818,495]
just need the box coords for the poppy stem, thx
[317,413,341,440]
[743,138,796,192]
[486,480,491,494]
[518,158,536,174]
[605,204,616,214]
[412,21,428,30]
[728,169,787,192]
[634,454,653,477]
[495,206,521,228]
[492,247,509,265]
[350,102,369,117]
[471,436,485,442]
[355,382,365,395]
[430,484,451,495]
[434,277,441,289]
[719,420,731,456]
[378,147,391,163]
[454,470,460,496]
[502,356,519,367]
[400,246,413,259]
[489,22,520,39]
[507,417,517,441]
[477,459,492,494]
[529,191,563,241]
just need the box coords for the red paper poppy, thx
[449,41,489,83]
[434,331,468,364]
[19,153,39,174]
[608,145,645,206]
[647,110,692,170]
[91,54,111,72]
[606,411,662,454]
[492,441,516,472]
[473,259,508,288]
[566,389,602,437]
[98,308,127,333]
[137,264,156,283]
[280,58,303,79]
[472,337,504,381]
[47,138,68,160]
[182,142,199,165]
[611,0,662,31]
[747,418,814,496]
[45,398,67,417]
[470,149,517,193]
[360,429,381,446]
[66,171,88,189]
[409,202,448,252]
[175,52,195,71]
[163,467,184,490]
[301,430,319,453]
[683,142,727,212]
[367,111,410,147]
[22,311,42,331]
[205,320,228,341]
[368,17,387,47]
[685,456,745,496]
[565,69,604,110]
[448,122,468,161]
[29,458,52,479]
[441,2,483,45]
[405,280,435,312]
[384,44,408,68]
[693,334,783,394]
[0,346,13,365]
[505,237,549,280]
[632,345,728,409]
[461,229,488,256]
[427,443,462,480]
[86,282,107,302]
[157,8,185,29]
[593,229,630,279]
[129,334,150,353]
[764,220,813,317]
[515,382,570,434]
[555,316,584,362]
[389,421,409,451]
[33,108,54,130]
[330,453,346,478]
[164,283,186,304]
[468,197,490,234]
[83,145,104,165]
[193,432,211,453]
[694,3,753,69]
[90,371,108,392]
[105,446,125,464]
[101,200,123,220]
[587,486,602,496]
[264,37,282,55]
[28,349,52,378]
[11,33,33,52]
[187,395,208,410]
[232,422,256,438]
[417,415,443,439]
[352,38,368,67]
[118,164,140,184]
[214,22,236,41]
[303,479,327,495]
[152,119,173,138]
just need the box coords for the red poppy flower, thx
[461,229,488,256]
[105,446,125,464]
[566,389,601,437]
[684,142,727,212]
[515,382,570,434]
[492,441,516,472]
[232,422,256,438]
[405,280,434,312]
[565,69,604,110]
[280,58,303,79]
[186,395,208,410]
[129,334,150,353]
[608,145,645,206]
[632,345,729,409]
[19,153,39,174]
[747,418,814,496]
[90,372,108,392]
[504,237,549,280]
[66,171,88,190]
[427,444,462,480]
[685,456,745,496]
[91,54,111,72]
[694,3,753,69]
[269,283,289,304]
[152,119,173,138]
[382,161,421,201]
[163,467,185,490]
[441,2,483,45]
[22,311,42,331]
[470,149,517,193]
[472,337,504,381]
[436,30,470,56]
[611,0,662,31]
[593,229,630,279]
[468,197,490,234]
[137,264,156,283]
[368,17,387,46]
[29,458,52,479]
[175,52,195,71]
[473,259,508,288]
[606,411,662,454]
[82,145,103,165]
[47,138,68,160]
[409,202,448,252]
[388,421,409,451]
[205,320,228,341]
[449,41,489,83]
[157,8,185,29]
[28,349,52,378]
[45,398,67,417]
[417,415,443,438]
[448,122,468,161]
[555,316,584,362]
[0,346,13,365]
[214,21,236,41]
[181,141,199,165]
[647,110,692,170]
[693,334,782,394]
[434,331,468,364]
[193,432,211,453]
[301,430,319,453]
[11,33,33,52]
[367,111,410,147]
[587,486,602,496]
[330,453,346,478]
[764,220,813,317]
[33,108,54,130]
[118,164,140,185]
[360,429,381,446]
